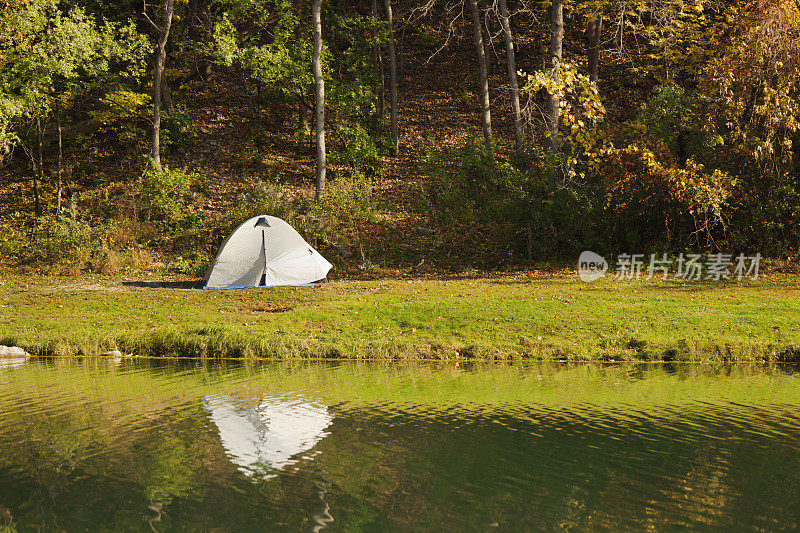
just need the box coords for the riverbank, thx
[2,273,799,361]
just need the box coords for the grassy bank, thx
[2,273,799,361]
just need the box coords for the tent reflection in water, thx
[204,395,333,476]
[204,215,332,289]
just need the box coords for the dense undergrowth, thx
[0,167,379,276]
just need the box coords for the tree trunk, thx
[161,71,174,111]
[298,95,309,131]
[498,0,524,158]
[371,0,384,120]
[312,0,326,203]
[33,116,42,216]
[467,0,492,152]
[587,16,602,83]
[187,0,212,80]
[398,23,407,87]
[385,0,399,155]
[546,0,563,153]
[151,0,175,172]
[56,98,63,217]
[188,0,200,41]
[378,44,385,117]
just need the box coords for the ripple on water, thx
[0,359,799,530]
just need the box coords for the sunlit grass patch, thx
[1,273,799,361]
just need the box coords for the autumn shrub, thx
[0,214,98,271]
[220,179,298,229]
[175,179,300,268]
[519,62,606,178]
[593,144,734,250]
[27,217,94,266]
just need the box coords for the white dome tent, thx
[204,215,332,289]
[204,394,333,476]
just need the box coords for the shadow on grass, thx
[122,280,203,290]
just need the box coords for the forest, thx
[1,0,798,275]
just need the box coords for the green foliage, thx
[211,0,314,98]
[0,0,100,105]
[140,166,198,225]
[0,0,101,165]
[425,139,596,259]
[0,0,149,167]
[425,138,501,225]
[636,85,701,157]
[329,122,383,176]
[0,94,24,164]
[210,0,386,172]
[94,20,150,83]
[167,251,211,276]
[92,90,150,127]
[0,214,123,273]
[318,172,377,263]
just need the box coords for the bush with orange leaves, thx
[595,144,734,249]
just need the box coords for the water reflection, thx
[0,357,27,370]
[204,394,332,477]
[1,359,799,530]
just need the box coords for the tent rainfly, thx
[204,215,332,289]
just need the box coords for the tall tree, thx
[372,0,384,121]
[150,0,175,171]
[498,0,524,157]
[35,116,43,216]
[312,0,326,202]
[385,0,399,155]
[586,16,602,83]
[546,0,563,153]
[56,96,63,216]
[467,0,492,152]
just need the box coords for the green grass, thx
[1,272,799,361]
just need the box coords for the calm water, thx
[1,359,800,531]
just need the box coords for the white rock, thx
[0,346,29,357]
[101,350,124,357]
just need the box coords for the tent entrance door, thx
[259,229,268,287]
